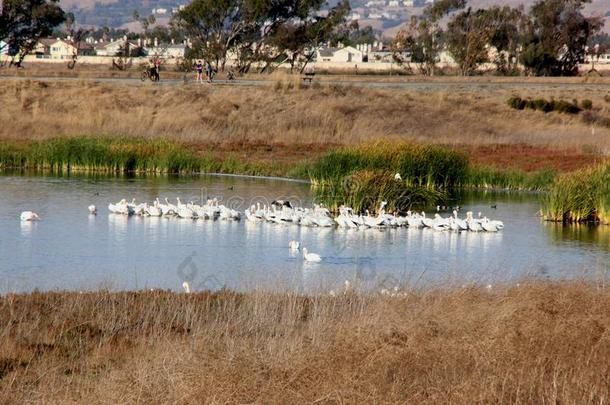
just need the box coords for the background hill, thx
[61,0,609,34]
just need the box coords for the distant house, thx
[148,43,187,59]
[438,50,456,65]
[0,40,8,55]
[317,46,364,63]
[95,39,140,57]
[49,39,77,59]
[595,54,610,64]
[370,51,396,63]
[76,42,96,56]
[36,39,96,59]
[33,38,57,58]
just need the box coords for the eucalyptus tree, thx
[0,0,65,66]
[173,0,349,72]
[391,0,466,75]
[521,0,603,76]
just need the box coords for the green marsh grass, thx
[0,137,576,216]
[543,162,610,224]
[0,136,286,176]
[307,142,467,213]
[465,166,555,191]
[307,142,469,189]
[313,170,446,214]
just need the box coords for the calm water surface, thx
[0,173,608,293]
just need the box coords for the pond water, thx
[0,173,608,294]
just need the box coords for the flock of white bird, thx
[106,197,241,220]
[244,200,505,233]
[20,197,503,264]
[20,198,504,234]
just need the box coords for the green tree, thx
[482,6,530,74]
[263,0,351,73]
[446,8,491,75]
[333,21,377,47]
[521,0,603,76]
[391,0,465,75]
[0,0,65,66]
[172,0,342,73]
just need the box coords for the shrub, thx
[508,96,582,114]
[551,99,581,114]
[507,96,524,109]
[532,98,552,113]
[580,99,593,110]
[581,110,610,128]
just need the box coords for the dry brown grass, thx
[0,282,609,403]
[1,79,610,167]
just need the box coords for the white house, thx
[48,39,77,59]
[95,39,140,56]
[317,46,364,63]
[147,43,187,59]
[0,40,9,55]
[438,50,456,65]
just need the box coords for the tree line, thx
[0,0,606,76]
[392,0,605,76]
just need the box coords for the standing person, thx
[195,60,203,84]
[205,60,213,83]
[154,58,161,81]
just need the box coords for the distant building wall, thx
[3,54,610,74]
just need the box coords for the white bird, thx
[146,202,162,217]
[394,172,402,181]
[302,248,322,262]
[182,281,191,293]
[88,205,97,215]
[289,240,301,251]
[481,217,504,232]
[20,211,40,221]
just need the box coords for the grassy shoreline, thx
[0,136,560,185]
[4,136,609,220]
[1,281,608,403]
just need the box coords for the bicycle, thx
[141,67,160,82]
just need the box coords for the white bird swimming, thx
[289,240,301,251]
[20,211,40,221]
[146,202,162,217]
[88,205,97,214]
[481,217,504,232]
[302,248,322,262]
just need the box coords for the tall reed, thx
[307,141,469,189]
[465,166,555,191]
[313,170,446,213]
[0,136,286,176]
[543,162,610,224]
